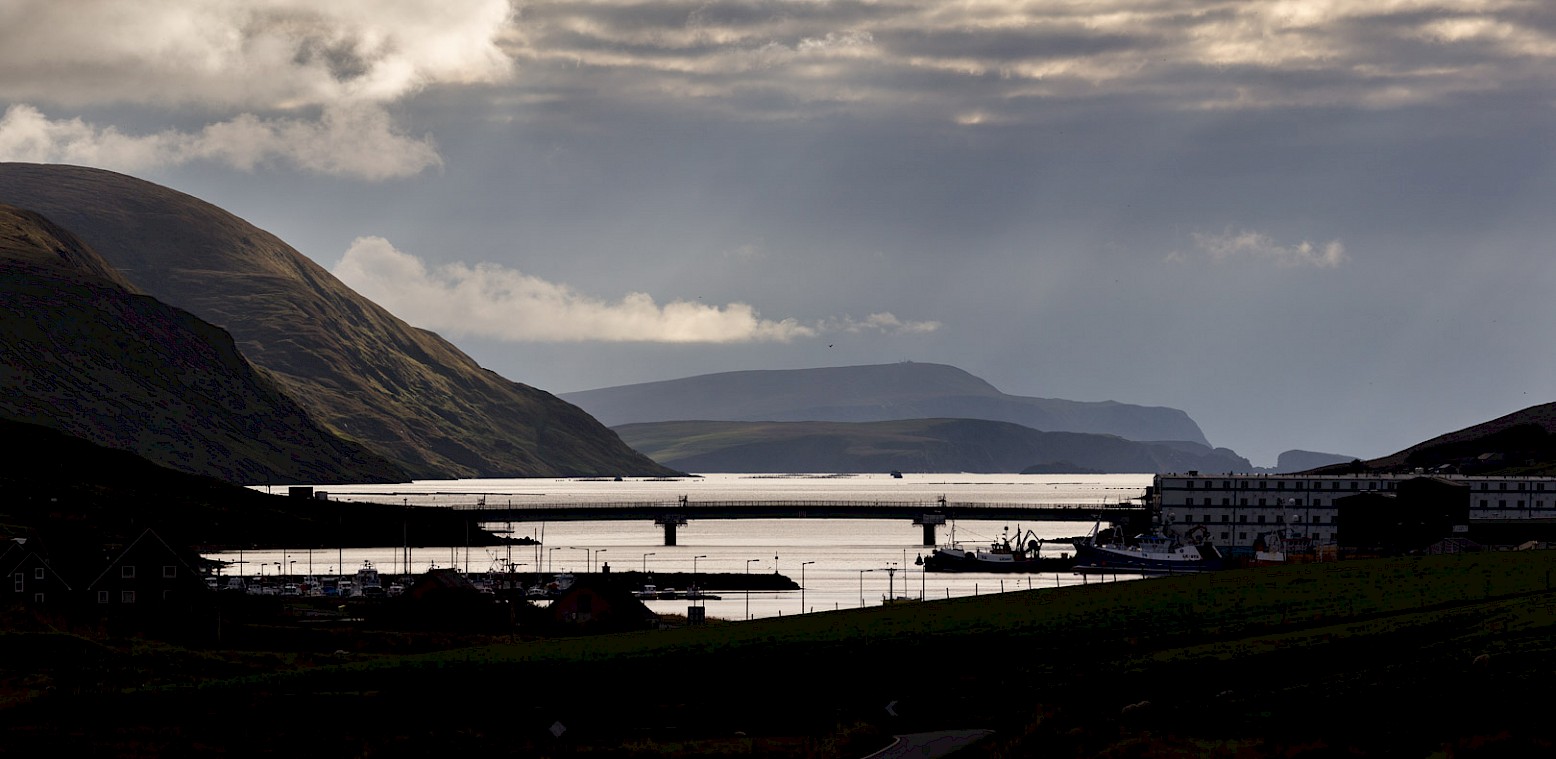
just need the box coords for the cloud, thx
[499,1,1556,122]
[824,313,942,335]
[0,103,440,179]
[0,0,514,109]
[1190,229,1348,268]
[333,236,822,343]
[0,0,513,178]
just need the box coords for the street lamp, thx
[801,561,815,613]
[916,554,925,600]
[572,547,590,573]
[746,558,760,620]
[548,546,562,573]
[642,552,656,574]
[595,548,607,573]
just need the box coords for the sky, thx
[3,0,1556,467]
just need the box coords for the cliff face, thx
[564,362,1213,446]
[0,163,677,479]
[0,204,408,485]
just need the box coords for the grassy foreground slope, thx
[6,551,1556,756]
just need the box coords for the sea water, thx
[213,473,1153,620]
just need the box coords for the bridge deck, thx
[448,500,1145,523]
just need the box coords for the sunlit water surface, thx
[213,473,1154,620]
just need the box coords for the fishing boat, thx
[354,560,385,597]
[1071,522,1223,575]
[922,526,1076,573]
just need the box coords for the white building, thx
[1153,471,1556,549]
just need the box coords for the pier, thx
[449,496,1148,545]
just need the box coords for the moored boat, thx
[1071,523,1223,574]
[922,527,1075,573]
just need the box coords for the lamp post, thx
[801,561,815,614]
[573,547,590,573]
[916,554,925,600]
[643,552,655,574]
[548,546,562,574]
[859,569,873,608]
[746,558,760,620]
[595,548,607,573]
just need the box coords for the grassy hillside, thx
[0,163,677,480]
[1361,402,1556,475]
[616,418,1252,473]
[0,205,408,485]
[4,551,1556,756]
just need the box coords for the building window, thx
[1240,498,1249,506]
[1239,515,1247,523]
[162,566,177,579]
[1349,482,1358,490]
[97,591,109,604]
[33,567,44,580]
[122,565,136,579]
[121,591,136,604]
[1480,499,1488,508]
[1222,498,1231,506]
[1518,501,1525,509]
[33,593,43,603]
[12,573,21,593]
[1239,532,1247,540]
[1500,500,1507,508]
[1185,498,1195,506]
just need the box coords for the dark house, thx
[548,578,657,633]
[2,546,73,607]
[84,528,208,608]
[1337,477,1470,554]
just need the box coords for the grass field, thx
[5,550,1556,757]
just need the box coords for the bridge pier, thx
[912,513,946,546]
[656,514,689,546]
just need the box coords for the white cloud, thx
[333,236,813,343]
[0,103,441,179]
[333,237,942,342]
[0,0,513,178]
[1191,229,1348,268]
[0,0,515,109]
[824,313,943,335]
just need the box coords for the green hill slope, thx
[0,163,675,479]
[0,205,407,485]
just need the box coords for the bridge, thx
[449,496,1151,546]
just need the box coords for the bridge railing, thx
[447,499,1144,512]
